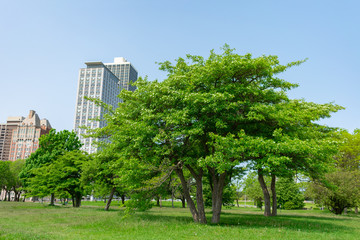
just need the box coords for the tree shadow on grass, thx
[219,211,354,221]
[133,210,354,234]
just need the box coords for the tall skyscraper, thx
[0,110,52,161]
[105,57,138,92]
[74,57,138,154]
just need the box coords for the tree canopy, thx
[89,45,342,223]
[20,129,82,204]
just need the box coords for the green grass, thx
[0,201,359,239]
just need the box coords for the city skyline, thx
[0,1,359,133]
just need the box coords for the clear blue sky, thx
[0,0,359,132]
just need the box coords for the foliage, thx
[20,129,82,201]
[0,161,11,192]
[27,151,89,207]
[308,170,360,215]
[122,192,154,217]
[0,159,25,201]
[9,159,25,200]
[81,145,127,203]
[276,177,305,210]
[336,129,360,170]
[53,151,90,207]
[308,130,360,215]
[242,171,267,209]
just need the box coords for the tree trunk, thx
[188,166,207,224]
[49,193,55,206]
[171,190,174,208]
[195,175,206,224]
[271,175,277,216]
[156,196,160,206]
[180,196,186,208]
[236,198,239,207]
[355,206,358,214]
[13,190,18,201]
[258,171,271,216]
[105,187,116,211]
[74,192,82,207]
[17,192,22,202]
[331,206,344,215]
[72,195,75,207]
[121,194,125,205]
[210,169,226,224]
[175,168,200,222]
[7,191,11,201]
[159,196,162,208]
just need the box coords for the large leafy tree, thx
[160,46,341,220]
[93,45,342,223]
[20,129,82,204]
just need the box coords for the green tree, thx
[91,45,341,223]
[28,150,89,207]
[20,129,82,204]
[0,161,12,201]
[336,129,360,170]
[212,99,341,216]
[276,177,305,210]
[153,46,313,222]
[53,151,89,207]
[81,145,128,211]
[308,130,360,214]
[0,160,25,201]
[308,170,360,214]
[337,130,360,213]
[8,159,25,201]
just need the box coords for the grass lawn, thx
[0,201,359,240]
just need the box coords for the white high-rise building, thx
[74,57,138,154]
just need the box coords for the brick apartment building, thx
[0,110,52,161]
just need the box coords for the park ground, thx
[0,201,359,240]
